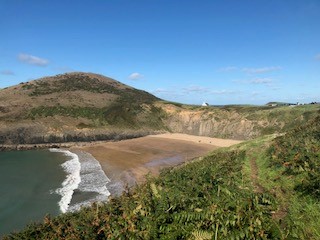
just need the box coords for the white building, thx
[202,102,209,106]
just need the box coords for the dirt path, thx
[249,157,264,193]
[249,154,287,221]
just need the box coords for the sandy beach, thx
[72,133,242,194]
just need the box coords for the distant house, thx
[266,102,277,107]
[202,102,209,107]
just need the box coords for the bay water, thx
[0,149,111,237]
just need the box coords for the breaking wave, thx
[50,149,111,213]
[49,149,81,213]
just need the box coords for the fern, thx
[190,230,213,240]
[150,183,161,199]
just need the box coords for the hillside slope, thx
[0,72,166,145]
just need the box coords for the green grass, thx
[4,106,320,239]
[28,103,168,130]
[250,116,320,239]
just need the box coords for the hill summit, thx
[0,72,165,146]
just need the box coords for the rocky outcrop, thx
[164,108,257,140]
[0,124,156,151]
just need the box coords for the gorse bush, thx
[5,150,280,239]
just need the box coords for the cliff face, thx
[165,112,257,140]
[160,103,319,140]
[163,107,259,140]
[0,123,151,146]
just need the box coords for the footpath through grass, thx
[235,115,320,239]
[256,116,320,239]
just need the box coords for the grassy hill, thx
[0,72,167,145]
[0,72,319,146]
[4,112,320,239]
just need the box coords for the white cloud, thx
[233,78,273,85]
[182,85,210,94]
[249,78,273,84]
[242,66,282,74]
[18,53,49,66]
[218,66,238,72]
[315,54,320,61]
[128,72,143,80]
[0,70,14,75]
[211,90,236,95]
[151,88,185,99]
[251,91,260,97]
[152,88,174,95]
[182,85,237,95]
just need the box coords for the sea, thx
[0,149,111,237]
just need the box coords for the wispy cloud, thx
[18,53,49,66]
[233,78,274,85]
[251,91,260,97]
[242,66,282,74]
[153,86,236,98]
[0,70,14,75]
[182,85,210,94]
[218,66,238,72]
[249,78,273,84]
[211,90,236,95]
[128,72,144,80]
[182,85,237,95]
[152,88,175,95]
[315,54,320,61]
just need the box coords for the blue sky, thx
[1,0,319,105]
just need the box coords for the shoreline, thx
[0,133,242,152]
[72,133,242,190]
[1,133,243,206]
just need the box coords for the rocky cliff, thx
[160,103,319,140]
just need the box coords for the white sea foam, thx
[68,151,111,212]
[49,148,81,213]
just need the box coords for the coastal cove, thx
[0,134,241,237]
[0,150,67,236]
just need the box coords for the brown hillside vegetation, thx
[0,72,165,146]
[0,72,319,147]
